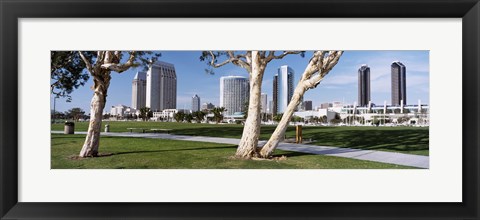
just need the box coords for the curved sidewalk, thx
[51,131,429,168]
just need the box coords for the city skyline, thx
[51,51,429,113]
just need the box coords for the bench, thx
[150,129,173,134]
[127,128,147,133]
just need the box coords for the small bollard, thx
[105,124,110,133]
[295,125,303,144]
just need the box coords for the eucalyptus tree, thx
[73,51,160,157]
[259,51,343,158]
[201,51,303,158]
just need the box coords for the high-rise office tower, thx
[391,61,407,106]
[303,100,313,111]
[146,61,177,112]
[268,101,273,114]
[272,74,278,115]
[191,94,200,112]
[358,64,371,107]
[220,76,249,115]
[261,93,267,113]
[131,71,147,110]
[273,65,295,114]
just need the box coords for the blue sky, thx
[52,51,429,113]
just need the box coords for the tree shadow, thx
[112,145,236,156]
[302,127,429,154]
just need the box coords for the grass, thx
[52,121,429,156]
[51,134,413,169]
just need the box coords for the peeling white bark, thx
[206,50,305,159]
[78,50,136,157]
[79,86,106,157]
[260,51,344,158]
[235,52,265,158]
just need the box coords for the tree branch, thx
[229,51,251,72]
[209,51,233,68]
[101,51,136,73]
[78,51,94,74]
[209,51,252,73]
[94,51,106,71]
[266,51,303,62]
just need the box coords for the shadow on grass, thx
[302,127,429,154]
[113,145,237,156]
[274,151,313,158]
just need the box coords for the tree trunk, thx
[259,85,306,158]
[235,52,265,158]
[79,83,108,157]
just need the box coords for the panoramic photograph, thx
[50,50,429,169]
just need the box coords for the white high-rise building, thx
[220,76,249,115]
[261,93,267,113]
[191,94,200,112]
[275,65,294,113]
[131,71,147,110]
[146,61,177,112]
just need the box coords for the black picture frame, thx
[1,0,479,219]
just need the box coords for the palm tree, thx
[192,111,206,123]
[174,112,186,122]
[185,113,193,123]
[211,107,226,124]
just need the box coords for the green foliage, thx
[65,107,85,122]
[174,112,186,122]
[397,116,410,124]
[185,114,193,123]
[192,111,206,123]
[50,51,91,102]
[330,118,342,124]
[51,51,161,102]
[291,116,303,123]
[211,107,226,123]
[139,107,152,121]
[243,100,249,119]
[273,113,283,123]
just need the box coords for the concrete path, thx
[52,131,429,168]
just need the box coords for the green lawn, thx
[52,121,429,155]
[51,134,413,169]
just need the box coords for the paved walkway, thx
[52,131,429,168]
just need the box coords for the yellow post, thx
[296,125,303,144]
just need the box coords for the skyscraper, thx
[272,74,278,115]
[191,94,200,112]
[220,76,249,115]
[268,101,273,114]
[131,71,146,110]
[273,65,294,114]
[391,61,407,106]
[146,61,177,111]
[261,93,267,113]
[303,100,313,111]
[358,64,371,107]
